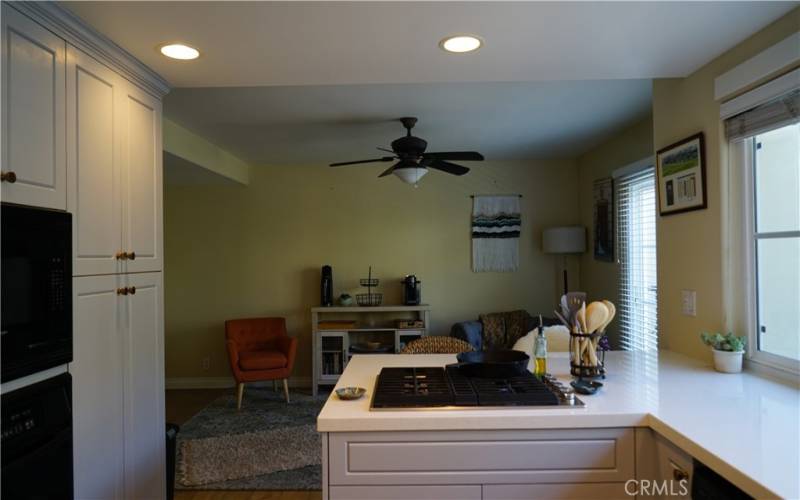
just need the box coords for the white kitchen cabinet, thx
[72,274,125,500]
[72,273,165,500]
[119,84,163,274]
[67,45,163,276]
[122,272,165,500]
[483,483,629,500]
[635,428,693,500]
[327,428,635,486]
[330,485,481,500]
[1,4,67,210]
[67,46,123,276]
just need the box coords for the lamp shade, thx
[542,226,586,254]
[393,166,428,185]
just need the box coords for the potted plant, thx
[700,332,746,373]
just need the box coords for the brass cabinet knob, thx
[127,286,136,295]
[1,171,17,183]
[672,467,689,482]
[126,251,136,261]
[116,287,128,296]
[115,251,127,260]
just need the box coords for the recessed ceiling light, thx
[160,43,200,60]
[440,35,483,53]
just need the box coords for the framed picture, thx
[593,177,614,262]
[656,132,707,215]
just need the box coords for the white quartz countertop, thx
[316,350,800,499]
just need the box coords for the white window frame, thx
[740,136,800,375]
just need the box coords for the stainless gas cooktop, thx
[370,366,583,410]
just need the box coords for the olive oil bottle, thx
[533,316,548,377]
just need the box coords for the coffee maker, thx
[401,275,421,305]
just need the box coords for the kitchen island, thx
[317,350,799,500]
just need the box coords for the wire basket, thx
[569,332,605,378]
[356,293,383,307]
[359,278,379,288]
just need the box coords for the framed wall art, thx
[592,177,614,262]
[656,132,707,216]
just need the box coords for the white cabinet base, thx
[322,429,636,500]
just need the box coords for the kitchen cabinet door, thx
[1,4,66,210]
[122,272,165,500]
[119,83,162,273]
[329,485,481,500]
[72,274,125,500]
[483,483,629,500]
[67,46,123,276]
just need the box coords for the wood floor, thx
[167,388,322,500]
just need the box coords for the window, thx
[726,86,799,373]
[751,122,800,364]
[616,166,658,351]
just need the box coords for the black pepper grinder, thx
[321,265,333,306]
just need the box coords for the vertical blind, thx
[617,167,659,351]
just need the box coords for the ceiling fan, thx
[329,117,484,185]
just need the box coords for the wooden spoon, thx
[599,300,616,333]
[584,302,608,366]
[592,300,616,352]
[585,301,609,334]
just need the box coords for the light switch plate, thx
[681,290,696,316]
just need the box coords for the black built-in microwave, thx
[1,203,72,382]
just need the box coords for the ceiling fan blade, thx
[329,156,395,167]
[376,146,395,154]
[378,164,397,177]
[424,159,470,176]
[421,151,484,161]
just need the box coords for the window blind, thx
[725,88,800,141]
[617,167,658,352]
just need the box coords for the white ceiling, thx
[62,1,797,165]
[163,80,652,164]
[64,1,795,88]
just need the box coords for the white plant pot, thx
[711,348,744,373]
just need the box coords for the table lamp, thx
[542,226,586,295]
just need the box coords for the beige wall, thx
[576,116,654,348]
[164,160,579,382]
[652,8,800,361]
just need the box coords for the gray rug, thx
[176,387,326,490]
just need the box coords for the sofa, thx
[450,310,562,351]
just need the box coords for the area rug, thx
[176,387,326,490]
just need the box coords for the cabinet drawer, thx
[484,483,629,500]
[329,428,634,485]
[330,485,480,500]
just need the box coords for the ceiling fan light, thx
[393,166,428,185]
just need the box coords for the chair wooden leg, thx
[236,383,244,410]
[283,378,290,403]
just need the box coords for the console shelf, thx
[311,305,430,396]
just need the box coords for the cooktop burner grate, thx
[371,365,564,409]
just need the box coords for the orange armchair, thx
[225,317,297,409]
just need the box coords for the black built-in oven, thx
[1,373,73,500]
[1,203,72,382]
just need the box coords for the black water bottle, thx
[321,265,333,306]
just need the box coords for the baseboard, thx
[165,376,311,390]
